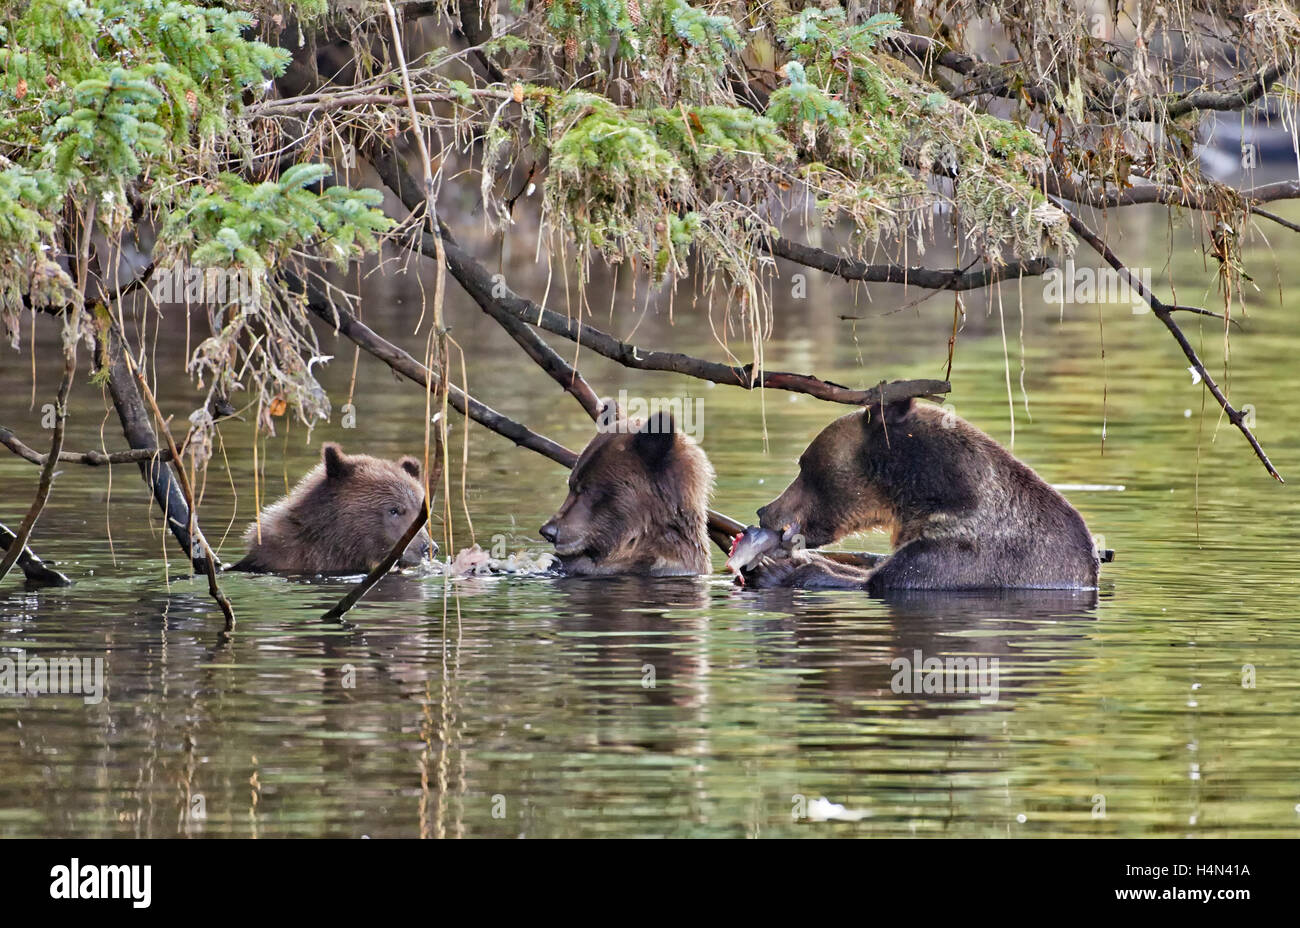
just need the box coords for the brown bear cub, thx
[231,443,435,574]
[744,398,1099,591]
[540,409,714,576]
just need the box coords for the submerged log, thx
[0,522,72,586]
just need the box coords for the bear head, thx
[315,443,434,570]
[757,398,927,550]
[539,408,713,576]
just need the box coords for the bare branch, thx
[0,426,176,466]
[456,258,605,420]
[887,33,1291,121]
[115,324,237,631]
[1057,201,1283,483]
[1046,173,1300,238]
[1123,60,1291,121]
[440,233,951,405]
[300,284,580,469]
[764,234,1054,289]
[1048,173,1300,210]
[96,314,219,572]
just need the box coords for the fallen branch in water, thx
[1057,201,1283,483]
[0,309,79,585]
[0,521,71,586]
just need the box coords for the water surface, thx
[2,208,1298,837]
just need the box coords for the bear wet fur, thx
[540,409,714,577]
[746,398,1100,591]
[231,443,434,574]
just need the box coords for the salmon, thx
[725,526,782,586]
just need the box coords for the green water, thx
[2,210,1298,837]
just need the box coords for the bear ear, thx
[632,411,676,468]
[322,443,352,480]
[399,456,421,479]
[868,397,914,428]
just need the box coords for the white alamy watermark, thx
[890,650,1000,704]
[597,389,704,440]
[1042,259,1152,314]
[49,859,150,908]
[0,649,104,705]
[150,263,264,310]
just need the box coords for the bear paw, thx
[738,550,874,590]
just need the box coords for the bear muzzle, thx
[400,529,436,567]
[539,519,583,555]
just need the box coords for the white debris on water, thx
[805,797,870,822]
[422,545,558,578]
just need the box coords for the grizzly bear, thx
[231,443,435,574]
[540,408,714,576]
[742,398,1100,591]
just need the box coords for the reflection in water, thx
[741,588,1099,722]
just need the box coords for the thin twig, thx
[384,0,453,596]
[1059,202,1282,483]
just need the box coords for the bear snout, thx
[759,499,814,549]
[400,529,435,567]
[540,518,585,555]
[757,503,789,533]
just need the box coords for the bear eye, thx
[388,506,403,517]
